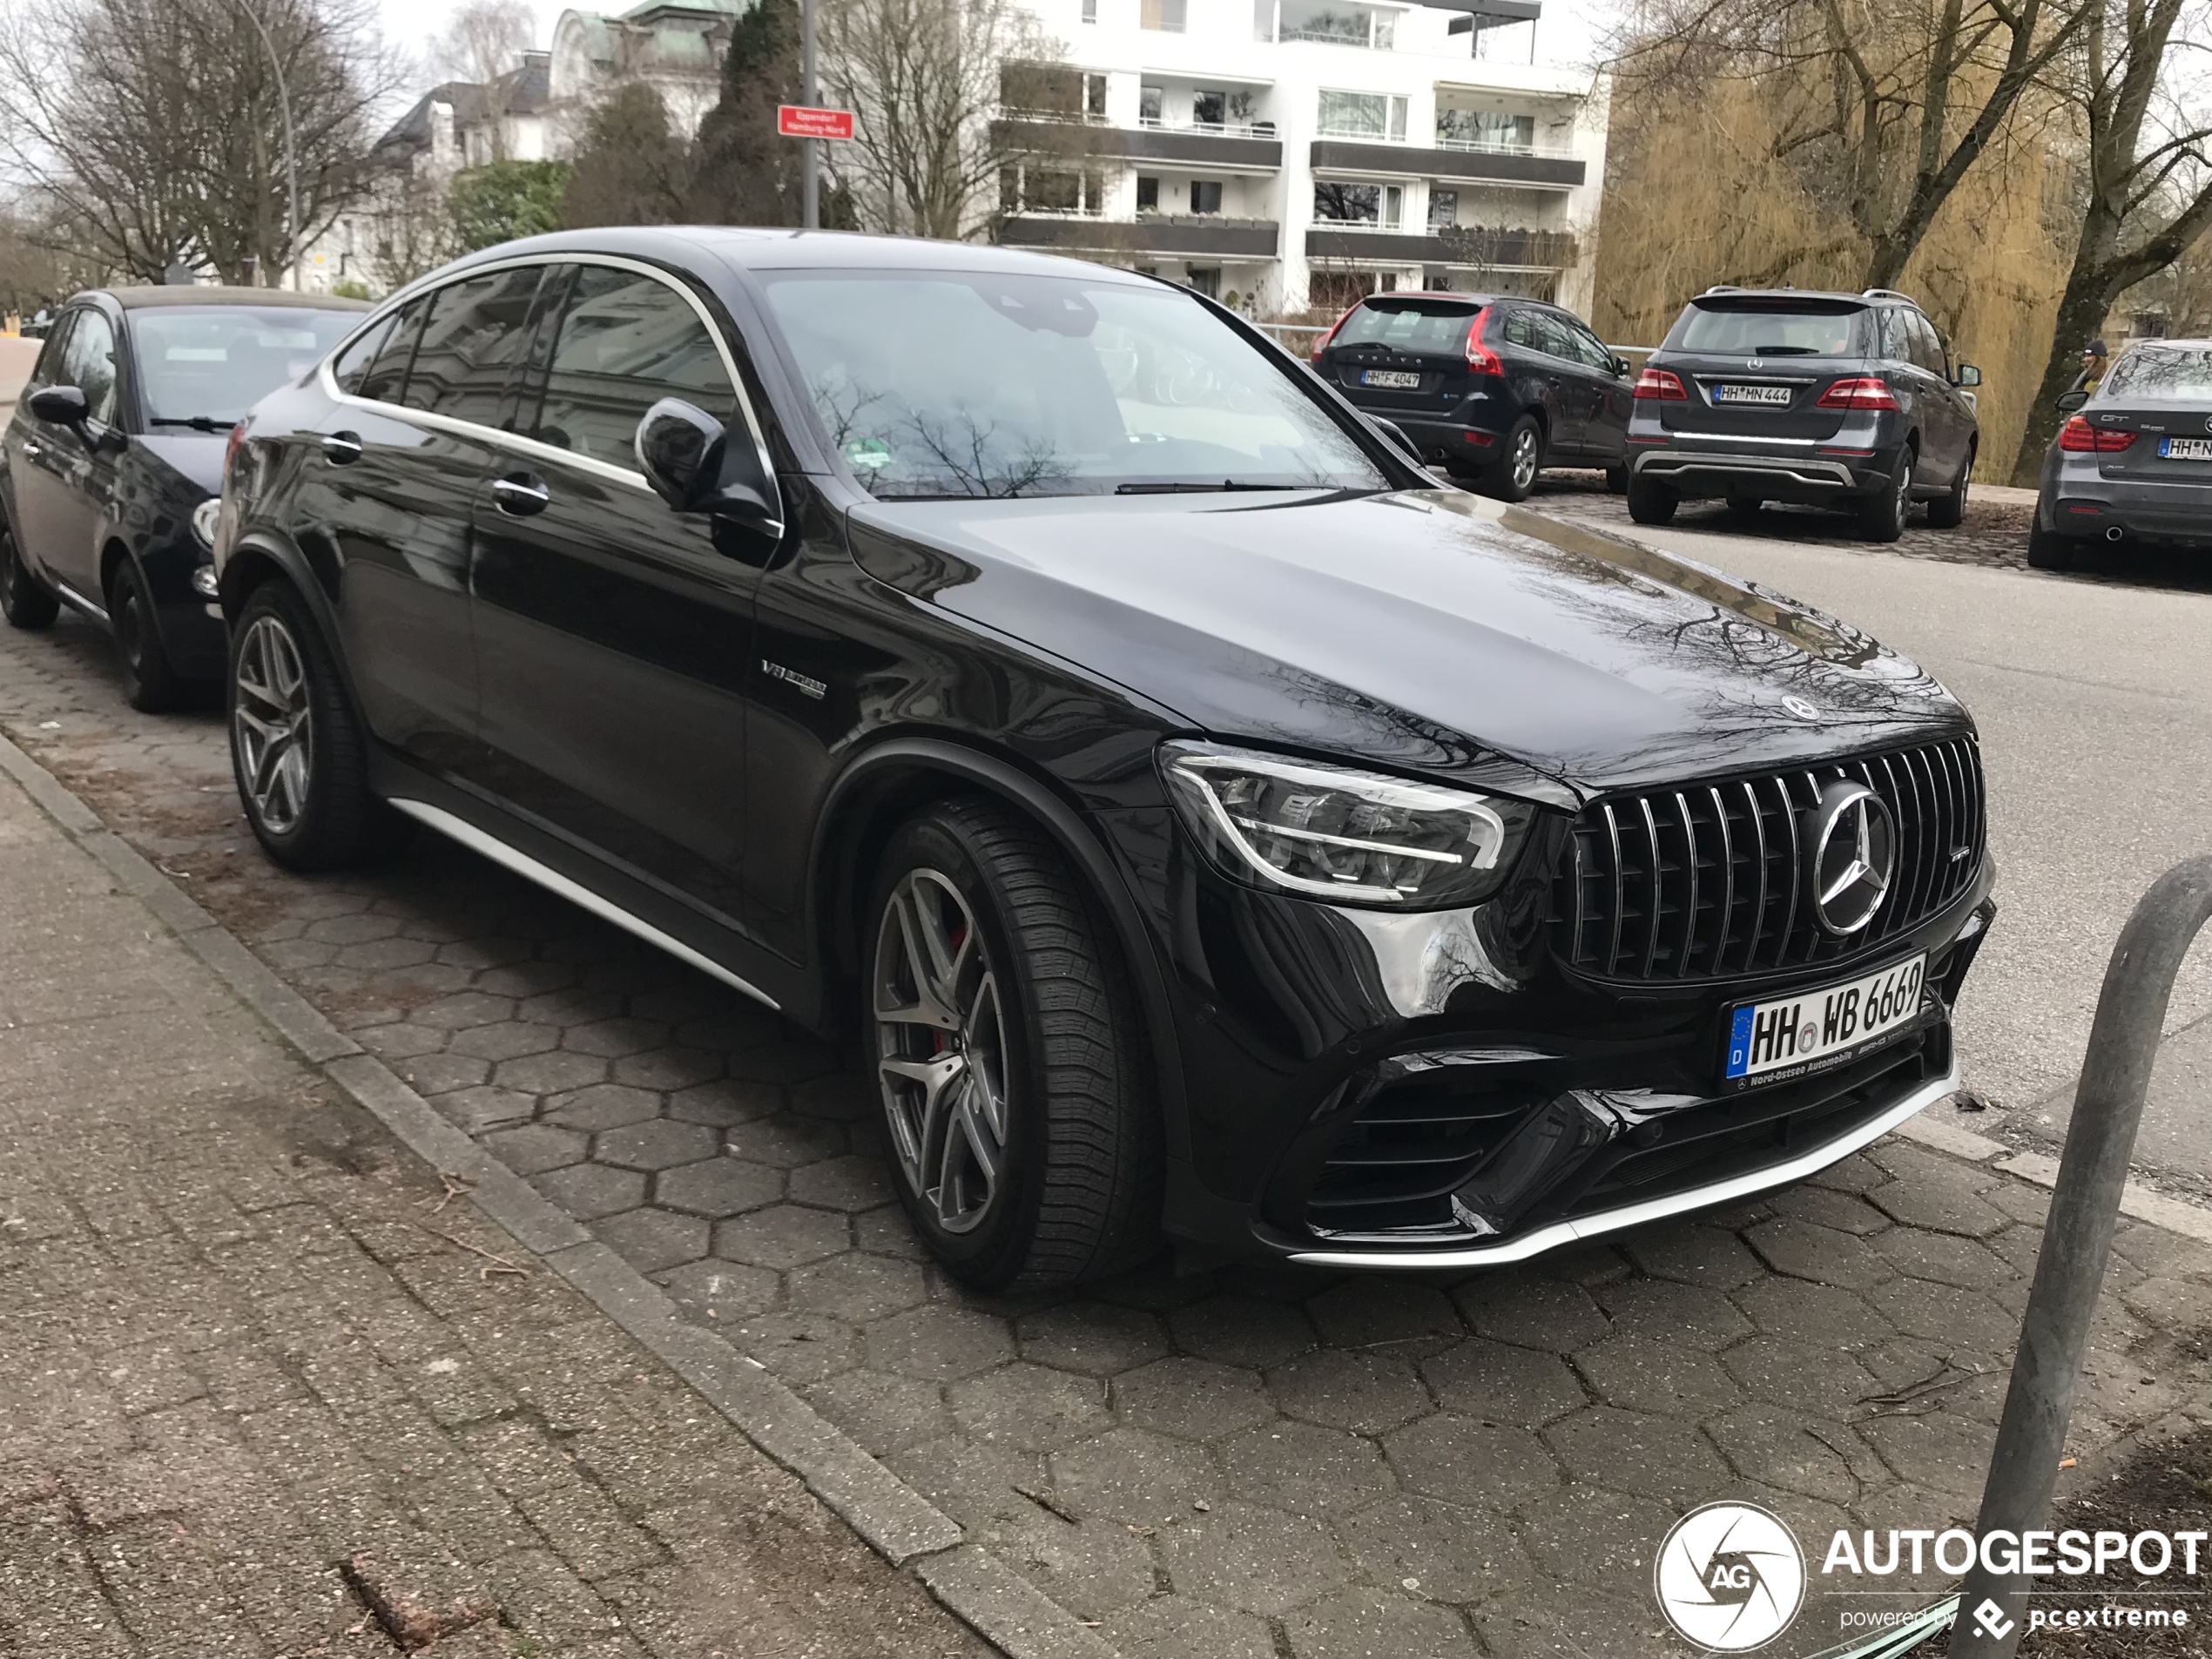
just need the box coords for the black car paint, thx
[1318,295,1632,475]
[219,228,1993,1266]
[4,296,300,682]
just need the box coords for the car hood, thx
[846,488,1966,802]
[137,432,225,496]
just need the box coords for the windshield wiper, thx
[1114,480,1308,495]
[148,415,236,432]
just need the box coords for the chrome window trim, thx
[314,252,774,496]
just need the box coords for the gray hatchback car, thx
[2031,338,2212,570]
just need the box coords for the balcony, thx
[1309,138,1585,187]
[1000,214,1283,259]
[995,115,1284,171]
[1303,222,1578,268]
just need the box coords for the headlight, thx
[1160,740,1534,908]
[191,498,220,550]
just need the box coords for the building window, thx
[1139,84,1163,125]
[1136,175,1161,212]
[1140,0,1187,30]
[1185,267,1222,299]
[1318,90,1408,141]
[1428,189,1457,228]
[1314,180,1381,223]
[1382,184,1402,228]
[1436,108,1536,153]
[1082,0,1097,19]
[1191,179,1224,214]
[1193,88,1226,128]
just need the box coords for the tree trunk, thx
[2010,266,2117,486]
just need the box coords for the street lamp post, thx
[801,0,819,231]
[233,0,300,289]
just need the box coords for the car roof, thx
[431,226,1170,289]
[2121,336,2212,349]
[1691,288,1883,307]
[84,286,373,312]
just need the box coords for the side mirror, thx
[1611,355,1631,378]
[1955,363,1982,388]
[1368,415,1424,466]
[636,397,784,537]
[2055,388,2087,414]
[28,384,88,426]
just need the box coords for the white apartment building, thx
[994,0,1608,316]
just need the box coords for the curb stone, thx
[0,726,1109,1659]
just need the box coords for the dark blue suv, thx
[1625,287,1982,542]
[1313,292,1634,501]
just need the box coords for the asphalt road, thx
[1535,488,2212,1196]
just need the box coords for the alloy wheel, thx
[873,868,1011,1236]
[1512,429,1540,492]
[232,612,314,834]
[1896,457,1913,523]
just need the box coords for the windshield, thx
[132,306,362,424]
[2099,345,2212,401]
[1669,304,1864,358]
[1336,300,1477,353]
[759,271,1390,499]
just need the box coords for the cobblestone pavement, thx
[4,604,2211,1658]
[0,719,983,1656]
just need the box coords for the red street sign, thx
[779,105,854,140]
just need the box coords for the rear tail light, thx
[2058,415,2135,453]
[1817,376,1900,411]
[1311,304,1359,362]
[1633,368,1687,401]
[1464,307,1502,376]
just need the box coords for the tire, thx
[1603,462,1629,495]
[1857,447,1914,543]
[1925,446,1972,529]
[0,521,57,631]
[1626,475,1678,525]
[1724,493,1764,522]
[1479,416,1543,502]
[109,559,186,712]
[865,798,1161,1290]
[229,579,409,871]
[2026,520,2078,571]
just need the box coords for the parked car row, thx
[1318,282,1986,545]
[0,234,1993,1291]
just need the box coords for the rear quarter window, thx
[1667,304,1865,357]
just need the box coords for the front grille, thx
[1305,1072,1539,1237]
[1561,738,1984,981]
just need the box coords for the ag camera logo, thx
[1654,1501,1807,1651]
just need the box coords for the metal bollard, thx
[1950,855,2212,1656]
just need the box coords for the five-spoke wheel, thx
[232,610,314,835]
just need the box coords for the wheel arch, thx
[811,737,1191,1163]
[218,530,371,725]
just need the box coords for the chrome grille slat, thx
[1562,738,1986,983]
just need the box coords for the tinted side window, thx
[331,314,395,396]
[402,266,545,426]
[1913,314,1948,375]
[24,314,71,392]
[532,266,737,469]
[360,297,428,404]
[1501,309,1537,350]
[59,310,119,425]
[1561,320,1614,371]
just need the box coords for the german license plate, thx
[1710,383,1793,406]
[1360,369,1421,389]
[2158,436,2212,461]
[1723,954,1926,1089]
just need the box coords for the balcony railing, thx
[1138,116,1279,138]
[1433,134,1579,160]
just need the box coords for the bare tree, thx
[0,0,404,284]
[1615,0,2091,287]
[820,0,1061,239]
[428,0,537,161]
[2010,0,2212,478]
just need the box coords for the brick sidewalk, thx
[0,755,984,1656]
[3,610,2210,1657]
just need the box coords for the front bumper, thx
[1101,801,1996,1268]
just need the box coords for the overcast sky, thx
[371,0,1615,97]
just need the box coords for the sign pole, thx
[801,0,819,231]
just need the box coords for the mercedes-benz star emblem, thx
[1780,695,1819,721]
[1804,779,1896,935]
[2202,414,2212,435]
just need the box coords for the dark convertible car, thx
[1,287,367,707]
[215,229,1996,1287]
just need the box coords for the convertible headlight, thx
[1160,740,1534,908]
[191,498,220,550]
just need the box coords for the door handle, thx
[321,431,363,465]
[20,440,39,458]
[491,474,550,516]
